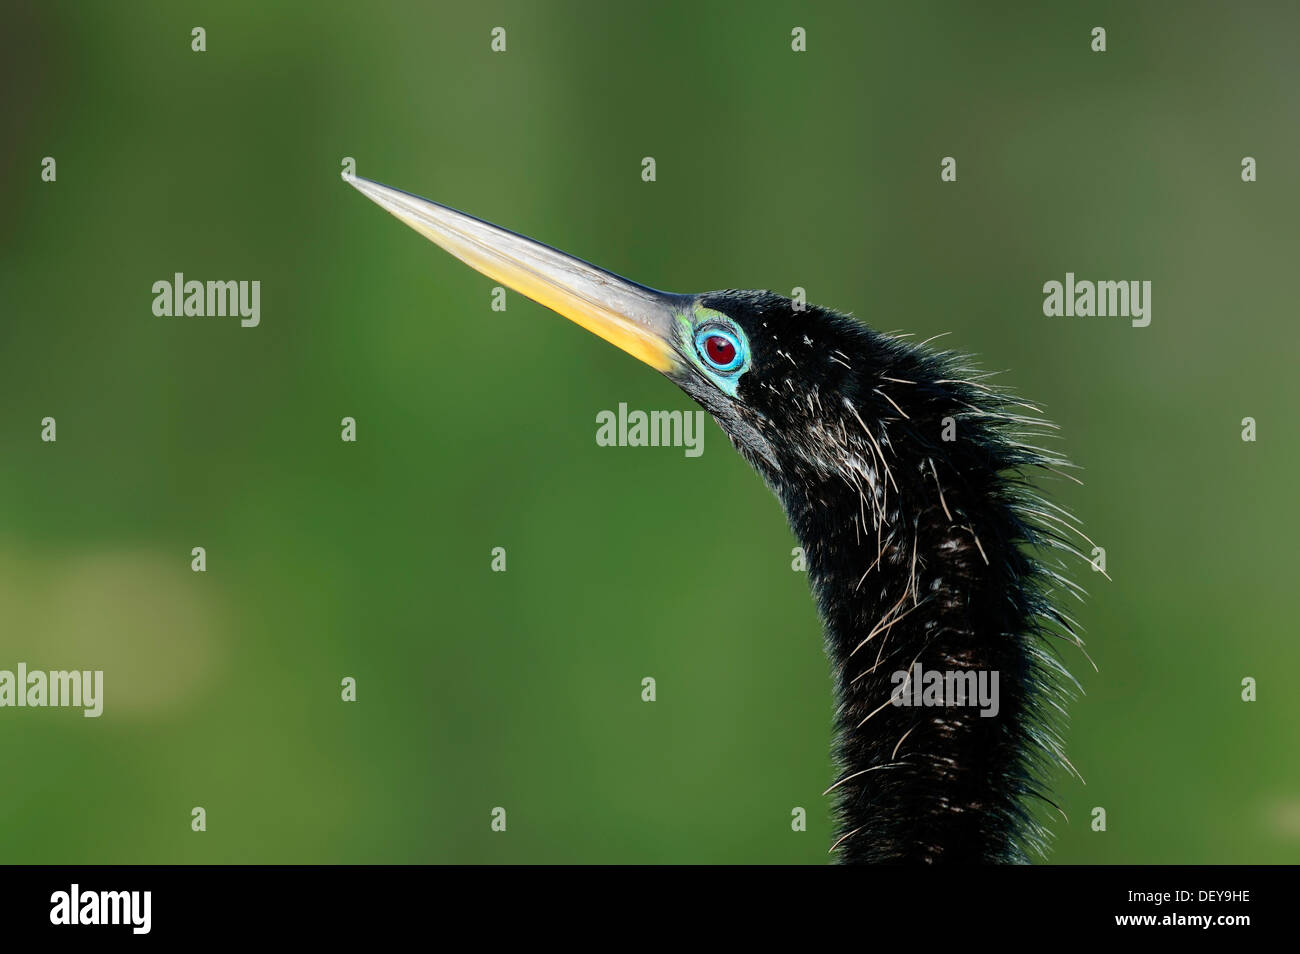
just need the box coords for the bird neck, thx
[774,408,1067,863]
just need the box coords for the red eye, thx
[704,334,736,366]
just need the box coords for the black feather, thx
[675,290,1087,863]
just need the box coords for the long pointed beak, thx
[348,176,687,373]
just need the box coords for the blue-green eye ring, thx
[694,325,746,374]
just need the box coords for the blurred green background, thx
[1,1,1296,864]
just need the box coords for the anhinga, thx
[349,176,1088,864]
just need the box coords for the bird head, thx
[347,178,904,483]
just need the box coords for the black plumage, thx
[671,291,1086,863]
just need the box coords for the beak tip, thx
[344,173,376,197]
[346,175,404,212]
